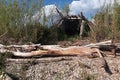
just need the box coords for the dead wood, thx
[6,57,73,63]
[10,46,103,58]
[85,40,112,47]
[0,43,41,52]
[12,50,48,57]
[0,40,119,59]
[80,20,85,39]
[0,40,115,75]
[0,40,112,58]
[56,7,64,18]
[5,41,112,75]
[99,57,113,75]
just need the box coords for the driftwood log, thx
[11,46,102,58]
[0,43,41,53]
[0,40,114,58]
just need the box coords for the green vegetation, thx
[0,0,43,44]
[0,0,120,44]
[112,0,120,41]
[92,0,120,42]
[81,70,96,80]
[0,0,74,45]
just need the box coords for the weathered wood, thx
[56,7,64,18]
[2,40,114,75]
[12,50,48,57]
[0,43,41,52]
[6,57,73,63]
[10,46,103,58]
[85,40,112,47]
[99,44,118,57]
[0,40,119,58]
[40,45,61,50]
[80,20,85,39]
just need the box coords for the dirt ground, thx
[5,55,120,80]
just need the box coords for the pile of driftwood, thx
[0,40,119,58]
[1,40,120,75]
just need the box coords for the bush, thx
[0,0,42,44]
[92,0,120,42]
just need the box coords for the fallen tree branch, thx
[6,57,73,63]
[85,40,112,47]
[0,43,41,52]
[12,50,48,57]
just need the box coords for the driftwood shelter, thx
[55,8,91,37]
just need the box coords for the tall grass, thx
[92,0,120,42]
[0,0,43,44]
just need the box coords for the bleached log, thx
[40,45,61,50]
[85,40,112,47]
[0,43,41,52]
[6,43,41,48]
[11,46,103,58]
[12,50,48,57]
[0,40,111,53]
[0,40,114,58]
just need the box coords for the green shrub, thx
[0,0,42,44]
[81,70,96,80]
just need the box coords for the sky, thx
[43,0,72,9]
[32,0,117,26]
[41,0,115,19]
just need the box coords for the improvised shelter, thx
[55,8,91,37]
